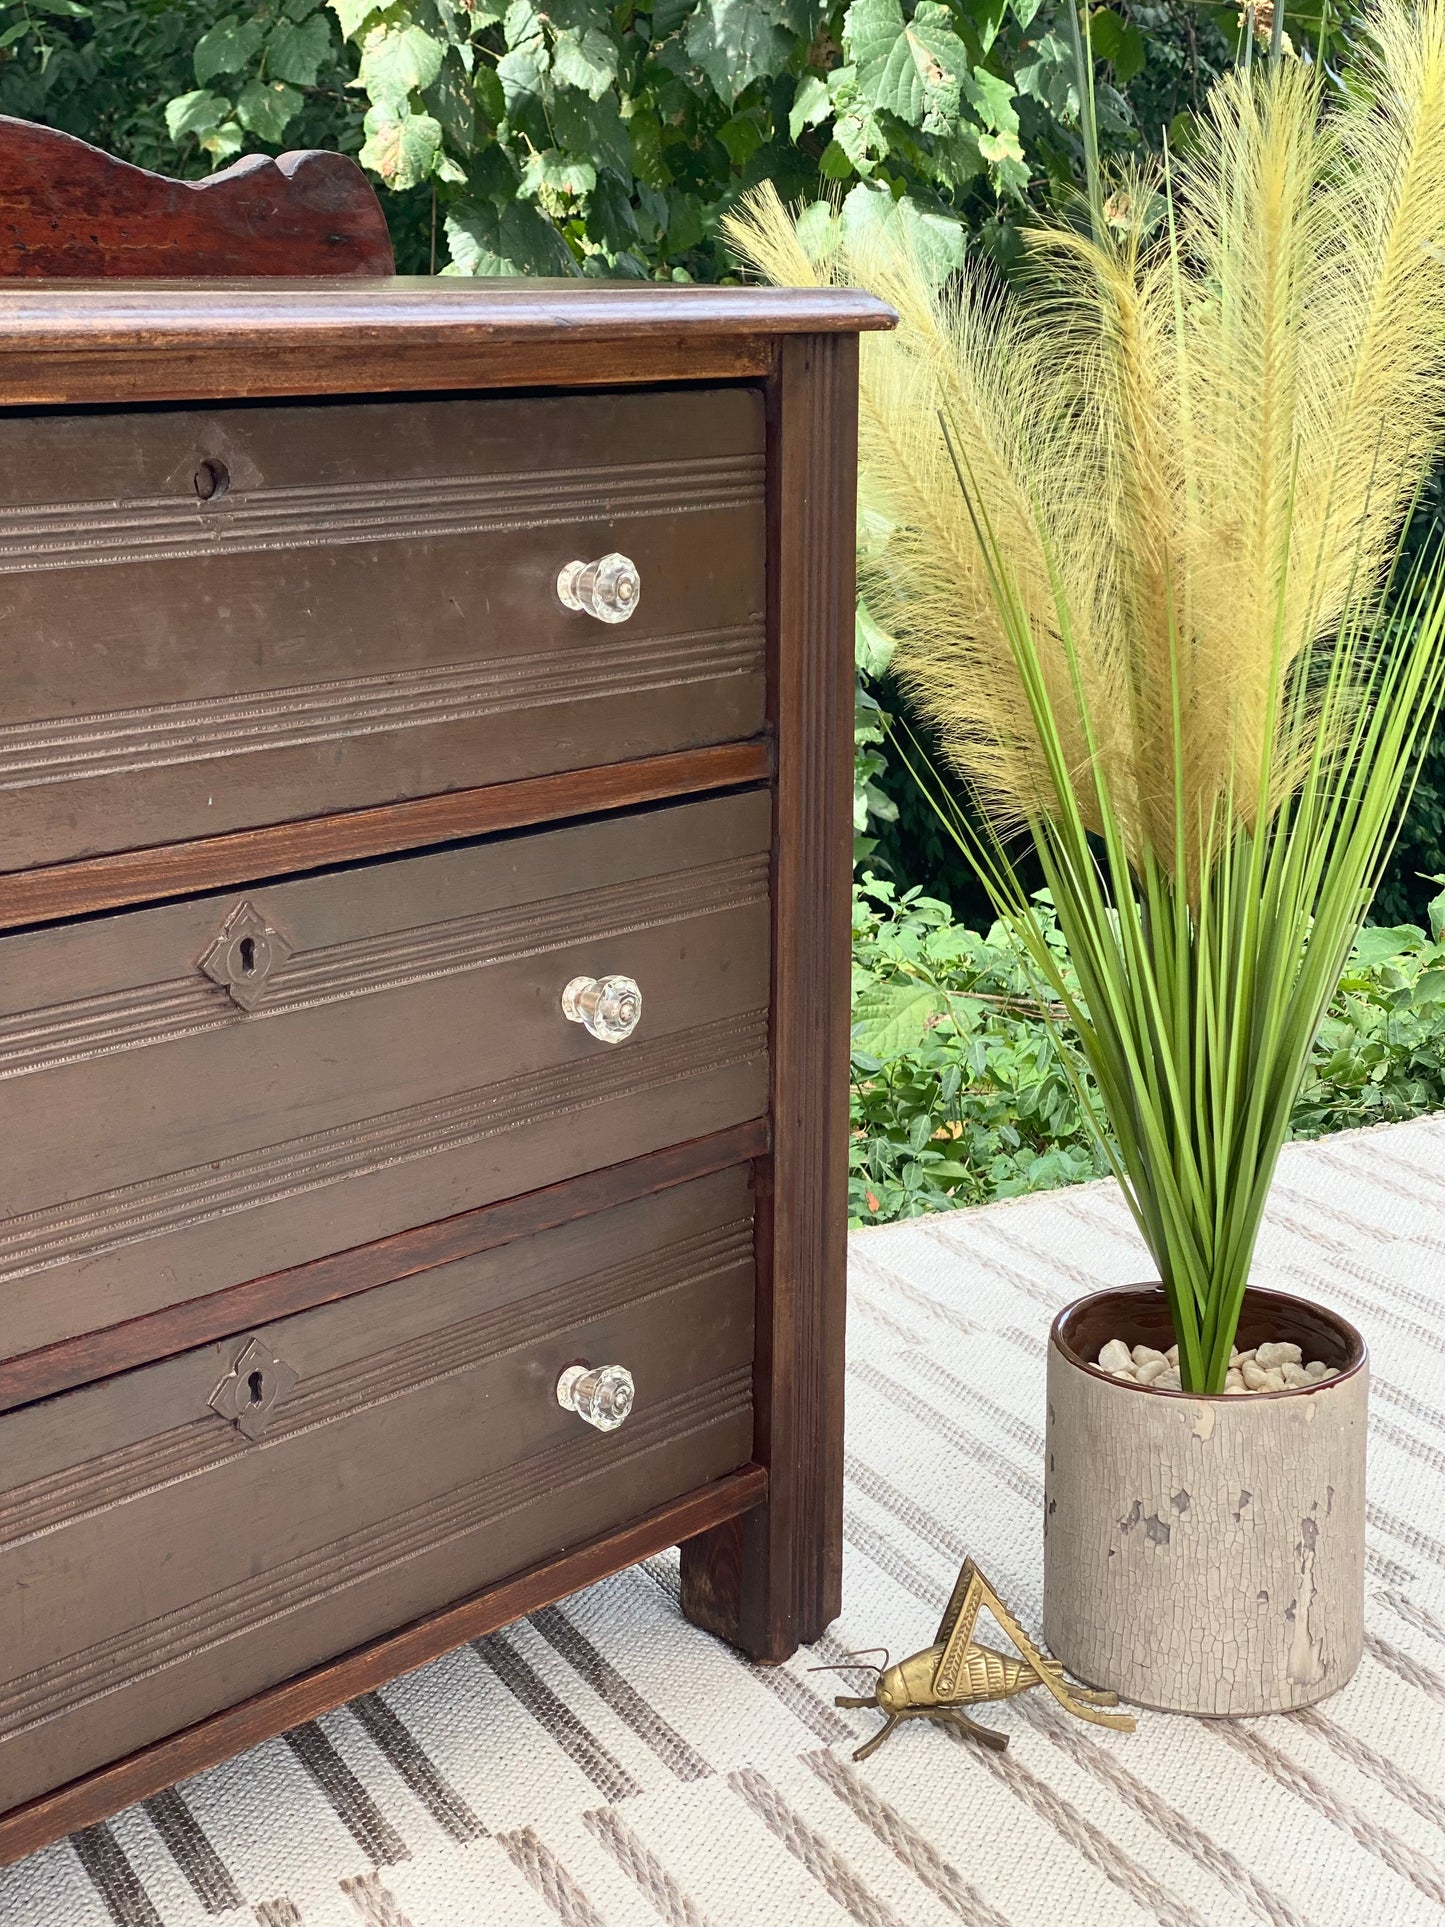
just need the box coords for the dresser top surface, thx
[0,277,895,407]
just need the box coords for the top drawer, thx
[0,386,766,870]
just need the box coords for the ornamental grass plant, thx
[729,0,1445,1393]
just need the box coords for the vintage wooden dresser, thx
[0,121,891,1860]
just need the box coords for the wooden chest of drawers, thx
[0,125,890,1862]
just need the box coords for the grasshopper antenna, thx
[806,1648,889,1679]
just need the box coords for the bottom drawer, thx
[0,1166,755,1813]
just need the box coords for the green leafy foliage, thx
[851,877,1445,1227]
[0,0,1251,278]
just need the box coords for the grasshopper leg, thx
[834,1695,877,1709]
[851,1715,902,1762]
[938,1708,1009,1752]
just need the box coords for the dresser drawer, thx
[0,789,770,1359]
[0,1165,755,1813]
[0,386,765,869]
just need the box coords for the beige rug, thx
[4,1113,1445,1927]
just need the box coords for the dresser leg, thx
[678,333,858,1668]
[679,1494,840,1665]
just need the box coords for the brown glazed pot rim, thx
[1050,1282,1368,1400]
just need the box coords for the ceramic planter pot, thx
[1042,1284,1367,1715]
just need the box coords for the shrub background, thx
[6,0,1443,1223]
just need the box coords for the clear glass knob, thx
[556,1363,635,1432]
[557,551,641,623]
[562,973,642,1044]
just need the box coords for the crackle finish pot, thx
[1043,1285,1367,1716]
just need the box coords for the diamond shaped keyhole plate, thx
[199,900,291,1012]
[208,1335,299,1442]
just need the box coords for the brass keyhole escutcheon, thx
[209,1337,298,1442]
[199,900,293,1013]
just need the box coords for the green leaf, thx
[267,13,333,85]
[237,77,304,141]
[653,0,696,36]
[966,0,1009,52]
[851,980,944,1060]
[165,89,230,141]
[552,24,618,97]
[504,0,546,51]
[856,598,897,676]
[553,85,631,178]
[194,16,265,86]
[427,48,479,152]
[847,0,968,135]
[1413,969,1445,1006]
[685,0,800,106]
[497,43,551,141]
[962,63,1016,135]
[358,18,445,105]
[328,0,379,41]
[520,146,596,196]
[358,102,442,184]
[444,198,575,275]
[202,120,246,162]
[789,71,832,140]
[1351,925,1424,967]
[839,180,965,282]
[718,111,765,166]
[474,62,506,126]
[665,189,706,252]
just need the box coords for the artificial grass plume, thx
[725,0,1445,1392]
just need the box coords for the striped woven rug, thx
[4,1113,1444,1927]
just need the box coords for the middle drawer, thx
[0,788,770,1359]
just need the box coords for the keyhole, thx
[194,458,230,502]
[238,935,256,975]
[247,1369,265,1406]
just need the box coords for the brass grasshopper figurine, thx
[829,1559,1136,1760]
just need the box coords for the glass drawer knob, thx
[562,973,642,1044]
[557,1363,635,1432]
[557,551,641,623]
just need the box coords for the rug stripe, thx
[1211,1719,1445,1908]
[283,1722,409,1866]
[804,1748,1015,1927]
[1365,1628,1445,1703]
[1012,1701,1311,1927]
[349,1691,487,1843]
[640,1556,853,1744]
[477,1632,641,1803]
[847,1361,1044,1508]
[70,1823,162,1927]
[341,1869,415,1927]
[727,1766,911,1927]
[498,1827,608,1927]
[946,1725,1213,1927]
[1291,1708,1445,1833]
[141,1787,242,1914]
[532,1605,712,1781]
[582,1806,719,1927]
[1379,1589,1445,1647]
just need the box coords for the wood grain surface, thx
[0,1122,768,1415]
[0,118,394,280]
[0,1169,757,1813]
[0,387,766,869]
[681,335,857,1660]
[0,742,771,930]
[0,1463,766,1867]
[0,280,894,405]
[0,792,772,1358]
